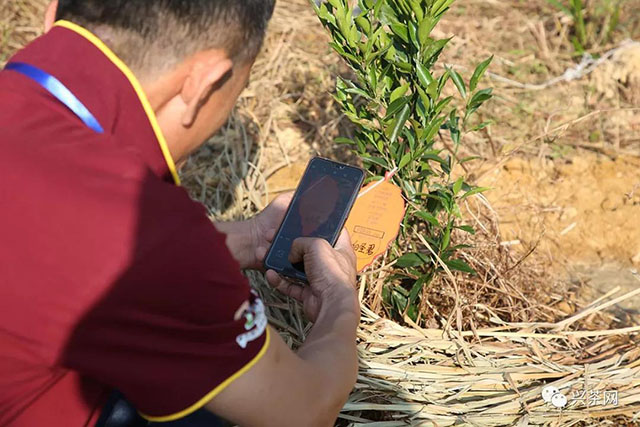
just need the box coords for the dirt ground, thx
[478,154,640,266]
[479,154,640,311]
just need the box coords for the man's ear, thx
[44,1,59,32]
[181,52,233,128]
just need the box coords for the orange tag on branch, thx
[345,179,405,272]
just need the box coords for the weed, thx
[546,0,622,54]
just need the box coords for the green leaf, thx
[440,155,451,175]
[391,288,408,313]
[408,21,419,48]
[465,88,493,120]
[461,186,491,199]
[453,176,463,195]
[361,155,390,169]
[355,16,371,36]
[416,211,440,227]
[416,62,434,88]
[405,129,416,151]
[402,179,417,199]
[422,38,450,68]
[385,96,409,119]
[418,18,435,46]
[348,24,360,48]
[441,226,451,250]
[444,259,476,274]
[390,23,409,43]
[389,84,410,103]
[344,86,372,99]
[455,224,476,234]
[432,0,455,16]
[470,120,493,132]
[409,0,425,21]
[389,103,411,143]
[437,68,450,92]
[407,304,418,322]
[380,3,400,25]
[334,137,354,145]
[434,96,453,114]
[424,115,446,142]
[399,152,412,169]
[396,252,428,268]
[408,276,427,304]
[448,67,467,99]
[448,110,460,145]
[469,55,493,92]
[426,79,439,100]
[468,88,493,107]
[373,0,384,18]
[409,118,424,141]
[459,155,481,164]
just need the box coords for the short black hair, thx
[56,0,276,74]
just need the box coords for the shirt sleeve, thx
[59,173,269,421]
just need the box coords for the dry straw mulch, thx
[0,0,47,66]
[253,267,640,425]
[348,305,640,425]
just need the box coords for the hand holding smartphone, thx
[263,157,365,284]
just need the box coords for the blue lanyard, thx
[4,62,104,134]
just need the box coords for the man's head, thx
[46,0,275,162]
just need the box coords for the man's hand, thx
[215,193,292,270]
[265,230,358,322]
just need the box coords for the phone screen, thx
[264,157,364,282]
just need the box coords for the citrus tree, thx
[313,0,494,322]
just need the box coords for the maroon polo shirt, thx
[0,21,269,426]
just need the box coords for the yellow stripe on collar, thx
[53,20,181,186]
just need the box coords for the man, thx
[0,1,360,426]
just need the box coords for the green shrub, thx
[313,0,493,322]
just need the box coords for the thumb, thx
[289,237,330,264]
[288,237,313,264]
[335,228,356,265]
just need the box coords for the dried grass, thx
[0,0,46,66]
[251,265,640,425]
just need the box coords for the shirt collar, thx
[9,20,181,185]
[53,21,181,185]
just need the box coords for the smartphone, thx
[264,157,365,284]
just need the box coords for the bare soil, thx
[479,154,640,267]
[479,153,640,312]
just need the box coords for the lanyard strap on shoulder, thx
[5,62,104,134]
